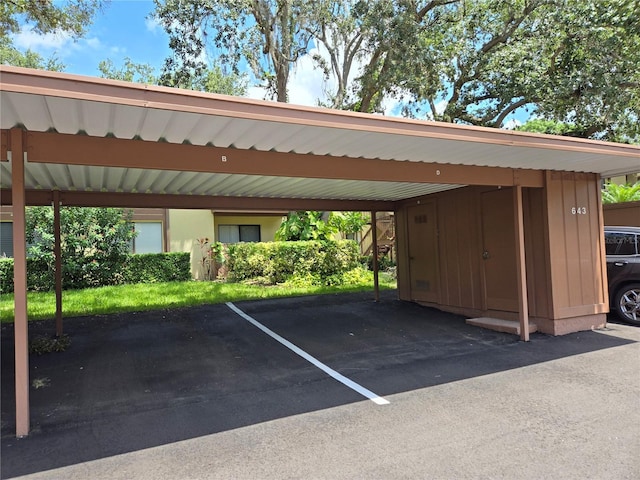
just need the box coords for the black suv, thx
[604,226,640,325]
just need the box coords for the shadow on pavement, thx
[1,291,635,478]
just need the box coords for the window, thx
[605,232,638,255]
[132,222,163,253]
[218,225,260,243]
[0,222,13,258]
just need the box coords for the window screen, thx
[218,225,260,243]
[218,225,240,243]
[133,222,163,253]
[0,222,13,258]
[239,225,260,242]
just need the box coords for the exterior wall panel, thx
[168,209,216,279]
[437,189,483,310]
[522,188,551,319]
[603,201,640,227]
[398,176,606,335]
[545,172,607,321]
[395,208,411,301]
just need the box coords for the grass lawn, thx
[0,275,397,323]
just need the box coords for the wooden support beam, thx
[0,189,395,212]
[24,131,546,188]
[10,128,30,436]
[53,190,63,336]
[513,185,530,341]
[371,211,380,303]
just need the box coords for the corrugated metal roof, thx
[1,66,638,203]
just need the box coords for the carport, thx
[1,66,639,438]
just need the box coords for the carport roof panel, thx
[1,66,639,179]
[0,161,463,201]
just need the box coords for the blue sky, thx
[12,0,334,108]
[13,0,169,77]
[11,0,526,126]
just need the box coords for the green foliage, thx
[0,276,397,323]
[0,0,104,38]
[341,266,376,285]
[26,206,136,290]
[98,55,248,96]
[351,0,639,141]
[329,211,369,238]
[0,35,65,70]
[0,257,54,293]
[602,182,640,204]
[516,119,587,137]
[0,258,13,293]
[1,252,192,293]
[153,0,313,101]
[226,240,360,285]
[160,64,249,96]
[153,0,639,141]
[275,211,338,241]
[0,0,94,73]
[364,254,396,272]
[98,57,158,84]
[122,253,191,284]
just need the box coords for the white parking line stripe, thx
[226,302,390,405]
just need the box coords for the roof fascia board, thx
[1,67,638,159]
[23,130,545,188]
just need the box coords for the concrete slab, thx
[1,291,638,479]
[467,317,538,335]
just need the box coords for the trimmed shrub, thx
[0,258,12,293]
[0,257,55,293]
[0,252,191,293]
[227,240,360,285]
[122,252,191,284]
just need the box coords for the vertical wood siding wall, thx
[397,174,606,334]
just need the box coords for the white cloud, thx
[85,37,102,50]
[245,47,327,105]
[110,45,126,55]
[503,118,523,130]
[13,28,72,51]
[145,16,162,34]
[287,48,328,106]
[242,42,403,120]
[12,27,105,60]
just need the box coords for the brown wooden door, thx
[407,202,439,303]
[481,189,519,312]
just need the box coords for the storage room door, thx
[481,188,519,312]
[407,202,439,303]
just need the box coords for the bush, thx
[0,252,191,293]
[0,257,56,293]
[0,258,12,293]
[26,206,136,290]
[123,252,191,284]
[227,240,360,285]
[364,254,396,271]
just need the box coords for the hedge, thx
[226,240,360,285]
[122,253,191,284]
[0,252,191,293]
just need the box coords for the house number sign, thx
[571,207,587,215]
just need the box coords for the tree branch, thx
[493,98,530,127]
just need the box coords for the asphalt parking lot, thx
[1,291,639,479]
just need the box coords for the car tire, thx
[614,283,640,325]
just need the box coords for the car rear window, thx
[605,232,639,255]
